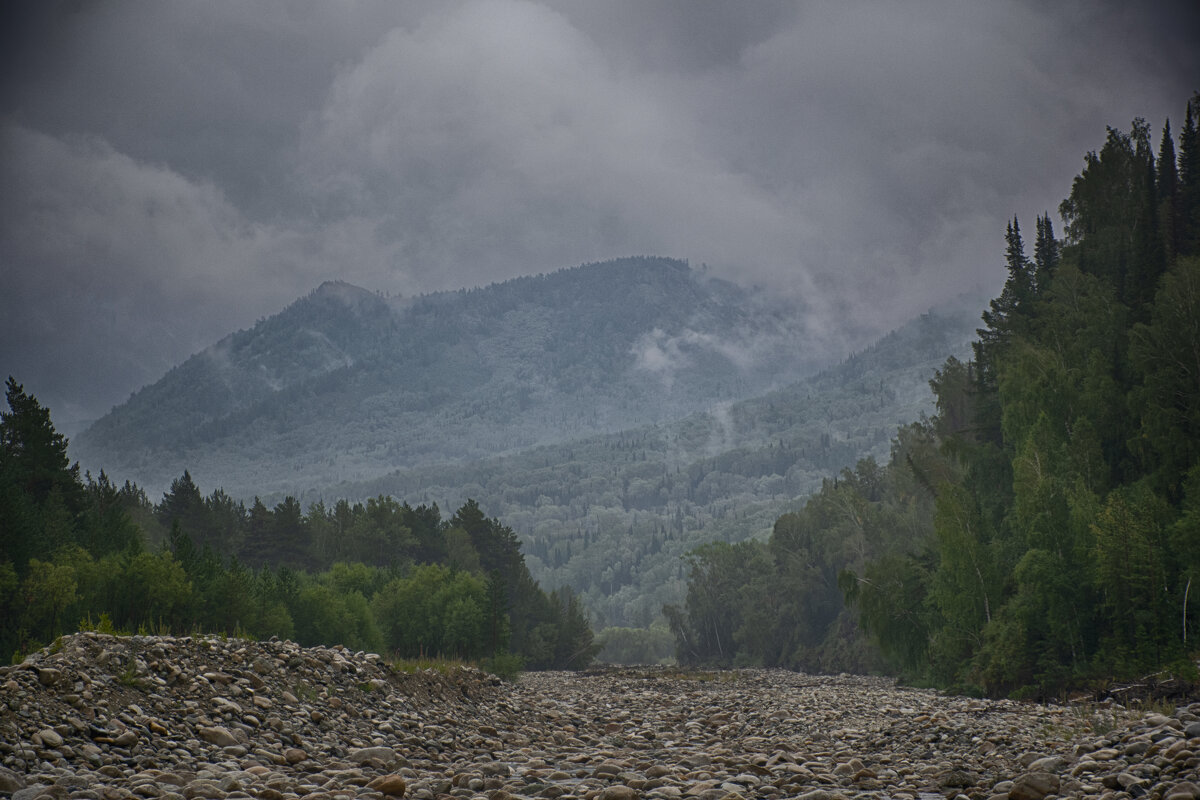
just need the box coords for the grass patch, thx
[78,612,129,637]
[292,679,318,702]
[482,652,524,682]
[389,656,468,675]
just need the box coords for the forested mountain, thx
[329,305,977,628]
[67,254,981,635]
[668,98,1200,697]
[73,258,828,497]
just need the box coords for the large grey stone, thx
[347,746,395,765]
[198,726,239,748]
[1009,771,1060,800]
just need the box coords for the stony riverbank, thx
[1,634,1197,800]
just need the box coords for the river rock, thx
[367,775,407,796]
[1165,781,1200,800]
[2,633,1198,800]
[349,746,396,765]
[1009,771,1059,800]
[198,726,239,747]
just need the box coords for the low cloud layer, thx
[1,0,1196,427]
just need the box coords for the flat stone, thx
[1165,781,1200,800]
[367,775,407,796]
[37,728,64,748]
[1009,771,1060,800]
[600,788,638,800]
[0,768,27,793]
[13,787,54,800]
[348,746,395,765]
[199,726,239,748]
[1027,756,1065,773]
[37,668,63,686]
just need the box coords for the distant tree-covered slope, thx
[323,306,978,627]
[73,257,827,496]
[669,100,1200,697]
[1,378,596,669]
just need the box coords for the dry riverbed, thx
[1,634,1197,800]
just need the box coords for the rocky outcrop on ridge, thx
[2,634,1198,800]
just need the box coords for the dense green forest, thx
[74,258,827,498]
[337,306,975,630]
[669,99,1200,698]
[0,385,595,669]
[70,245,979,637]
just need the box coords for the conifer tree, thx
[0,377,82,511]
[975,217,1032,389]
[1033,214,1060,293]
[1060,121,1156,299]
[157,471,207,537]
[1128,119,1165,316]
[1178,95,1200,256]
[1157,119,1179,263]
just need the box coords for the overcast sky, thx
[1,0,1197,429]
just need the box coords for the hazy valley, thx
[74,258,835,497]
[69,257,978,628]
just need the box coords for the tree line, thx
[351,305,973,631]
[668,96,1200,698]
[0,385,596,670]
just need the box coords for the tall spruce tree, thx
[1178,95,1200,256]
[1033,214,1060,293]
[157,471,208,543]
[1157,119,1179,264]
[0,377,82,511]
[1127,119,1165,317]
[974,217,1033,412]
[1060,120,1157,301]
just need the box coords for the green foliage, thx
[482,651,525,681]
[0,373,596,668]
[71,257,979,630]
[1129,256,1200,495]
[874,106,1198,695]
[845,553,933,674]
[344,306,976,629]
[670,101,1200,697]
[78,612,125,636]
[389,655,467,675]
[18,558,78,642]
[293,580,383,653]
[595,623,675,665]
[371,564,487,658]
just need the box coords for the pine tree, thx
[1178,95,1200,256]
[1060,121,1156,296]
[1157,119,1179,264]
[975,217,1032,388]
[157,471,207,541]
[239,497,274,567]
[1033,214,1060,293]
[1127,118,1164,317]
[0,377,82,510]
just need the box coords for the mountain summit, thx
[73,258,823,496]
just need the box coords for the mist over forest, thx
[3,3,1199,696]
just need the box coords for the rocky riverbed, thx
[1,634,1197,800]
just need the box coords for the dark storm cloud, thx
[1,0,1196,427]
